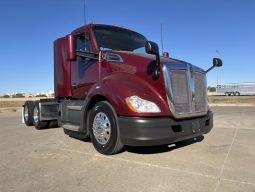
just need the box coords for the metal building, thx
[216,82,255,96]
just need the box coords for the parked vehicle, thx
[23,23,222,155]
[216,82,255,96]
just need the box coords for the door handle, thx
[71,83,77,88]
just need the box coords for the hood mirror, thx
[206,57,223,73]
[213,58,223,67]
[145,41,160,80]
[145,41,159,55]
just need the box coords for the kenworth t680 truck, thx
[23,23,222,155]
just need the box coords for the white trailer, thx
[216,82,255,96]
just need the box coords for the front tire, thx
[89,101,124,155]
[32,101,49,129]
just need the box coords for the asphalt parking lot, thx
[0,106,255,192]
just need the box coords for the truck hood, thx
[105,51,205,73]
[100,50,205,117]
[106,50,186,65]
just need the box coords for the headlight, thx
[125,96,161,113]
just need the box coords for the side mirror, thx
[145,41,159,55]
[66,34,76,61]
[213,58,223,67]
[163,52,169,58]
[145,41,160,80]
[206,57,223,73]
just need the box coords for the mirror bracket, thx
[206,65,216,73]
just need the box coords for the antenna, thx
[216,50,220,86]
[83,0,87,51]
[83,0,87,26]
[160,23,164,55]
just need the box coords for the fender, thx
[61,72,170,135]
[86,72,171,117]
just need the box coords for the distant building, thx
[46,90,54,97]
[24,93,34,98]
[35,90,54,98]
[2,90,54,98]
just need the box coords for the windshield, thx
[93,25,147,53]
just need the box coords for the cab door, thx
[71,31,99,98]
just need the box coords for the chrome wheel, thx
[24,106,29,122]
[92,112,111,145]
[89,101,124,155]
[33,106,39,124]
[32,101,48,129]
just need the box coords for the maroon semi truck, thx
[23,23,222,155]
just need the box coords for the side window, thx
[76,32,91,51]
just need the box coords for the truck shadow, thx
[36,121,60,130]
[125,135,204,154]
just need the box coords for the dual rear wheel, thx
[24,100,124,154]
[23,101,48,129]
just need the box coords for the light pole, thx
[216,50,220,87]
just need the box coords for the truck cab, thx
[23,23,222,155]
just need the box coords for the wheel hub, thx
[33,106,39,124]
[92,112,111,145]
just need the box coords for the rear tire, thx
[49,120,59,128]
[32,101,49,129]
[89,101,124,155]
[23,101,34,126]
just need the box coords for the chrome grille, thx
[170,70,190,114]
[194,72,207,112]
[163,63,207,118]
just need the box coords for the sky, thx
[0,0,255,95]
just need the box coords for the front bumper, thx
[118,111,213,146]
